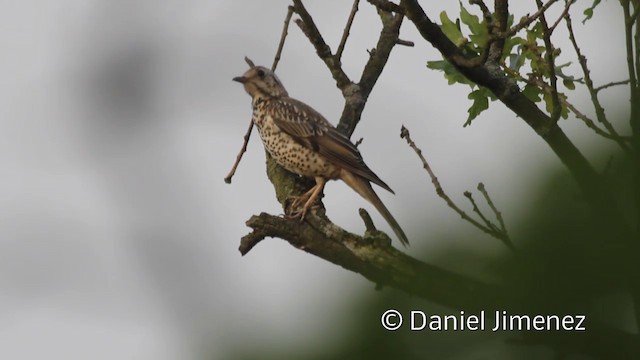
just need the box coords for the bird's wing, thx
[266,97,394,193]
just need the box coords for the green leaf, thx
[582,0,602,24]
[522,84,543,103]
[459,2,480,29]
[563,79,576,90]
[459,2,488,49]
[465,88,490,126]
[427,60,474,86]
[440,11,465,45]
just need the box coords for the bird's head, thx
[233,57,288,99]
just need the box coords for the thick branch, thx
[239,211,640,358]
[241,212,504,309]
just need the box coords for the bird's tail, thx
[341,171,409,247]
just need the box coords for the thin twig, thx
[501,64,633,146]
[224,120,255,184]
[400,126,498,238]
[477,183,516,252]
[594,79,631,93]
[272,6,295,72]
[548,0,574,34]
[565,7,632,153]
[336,0,360,61]
[499,0,560,38]
[565,101,633,144]
[463,191,495,230]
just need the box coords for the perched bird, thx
[233,57,409,247]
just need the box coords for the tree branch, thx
[536,0,561,121]
[499,0,560,39]
[272,6,295,72]
[401,126,514,251]
[400,0,637,316]
[292,0,352,89]
[565,7,631,153]
[366,0,404,14]
[336,0,360,61]
[239,211,640,358]
[340,9,405,135]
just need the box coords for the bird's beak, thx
[232,76,246,83]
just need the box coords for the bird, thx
[233,57,409,247]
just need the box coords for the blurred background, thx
[0,1,634,359]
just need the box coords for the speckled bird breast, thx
[252,105,340,179]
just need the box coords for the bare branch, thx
[477,183,515,252]
[336,0,360,61]
[224,120,254,184]
[565,101,633,145]
[400,126,500,239]
[292,0,352,88]
[272,6,295,72]
[499,0,560,39]
[594,79,631,93]
[463,190,495,230]
[548,0,574,34]
[340,8,405,135]
[565,8,632,153]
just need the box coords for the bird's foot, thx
[285,200,320,222]
[287,194,310,212]
[285,179,326,222]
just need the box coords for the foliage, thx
[429,2,581,125]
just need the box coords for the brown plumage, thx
[233,57,409,247]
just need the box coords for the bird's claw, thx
[285,198,320,222]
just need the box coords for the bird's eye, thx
[257,69,265,78]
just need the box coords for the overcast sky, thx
[0,1,629,359]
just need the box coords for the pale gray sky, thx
[0,1,628,359]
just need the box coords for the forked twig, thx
[401,125,515,252]
[477,183,515,251]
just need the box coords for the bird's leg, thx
[287,177,326,221]
[288,185,317,211]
